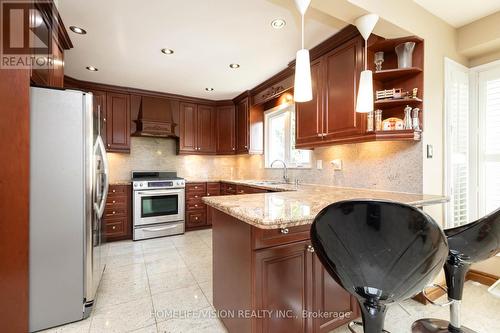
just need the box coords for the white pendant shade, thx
[354,13,379,113]
[354,14,379,40]
[294,49,313,102]
[355,70,374,113]
[294,0,311,15]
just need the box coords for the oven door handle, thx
[136,190,183,196]
[142,225,179,232]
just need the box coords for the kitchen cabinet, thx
[103,184,132,241]
[254,240,313,333]
[216,105,236,154]
[206,182,221,226]
[236,97,249,154]
[185,182,208,229]
[106,93,131,152]
[179,103,216,154]
[295,37,364,148]
[212,210,359,333]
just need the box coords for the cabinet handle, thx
[195,217,198,220]
[112,226,116,230]
[195,204,198,207]
[112,189,116,193]
[194,186,198,189]
[112,200,116,204]
[232,147,235,150]
[207,193,210,196]
[307,245,315,253]
[103,117,106,122]
[195,195,198,198]
[107,144,111,147]
[244,145,248,149]
[112,211,116,214]
[280,228,289,234]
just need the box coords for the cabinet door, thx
[323,37,365,140]
[236,97,249,154]
[50,39,64,88]
[311,253,359,332]
[216,105,236,154]
[197,105,216,153]
[106,93,130,152]
[254,241,313,333]
[295,59,324,147]
[91,90,107,146]
[179,102,198,153]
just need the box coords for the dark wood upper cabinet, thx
[197,105,217,153]
[236,97,249,154]
[106,93,131,153]
[323,37,364,140]
[296,59,324,146]
[295,36,364,148]
[179,103,216,154]
[216,105,236,154]
[179,102,197,153]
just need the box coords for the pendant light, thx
[293,0,312,102]
[354,13,379,113]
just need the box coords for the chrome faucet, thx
[270,159,289,183]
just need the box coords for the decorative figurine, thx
[374,51,384,71]
[412,108,421,131]
[367,110,374,132]
[375,110,383,131]
[403,105,413,129]
[412,88,418,99]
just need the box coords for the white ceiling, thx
[58,0,343,100]
[414,0,500,28]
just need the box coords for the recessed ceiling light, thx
[86,66,98,72]
[69,26,87,34]
[205,88,214,92]
[161,48,174,55]
[229,63,240,69]
[271,18,286,29]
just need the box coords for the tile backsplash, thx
[108,137,423,193]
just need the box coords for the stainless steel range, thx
[132,171,185,240]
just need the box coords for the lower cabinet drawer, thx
[104,218,127,237]
[187,201,206,210]
[186,210,207,228]
[104,205,127,219]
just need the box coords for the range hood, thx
[133,96,177,138]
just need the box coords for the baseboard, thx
[413,270,499,305]
[466,269,498,286]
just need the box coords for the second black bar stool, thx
[311,200,449,333]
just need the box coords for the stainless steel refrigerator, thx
[29,87,109,332]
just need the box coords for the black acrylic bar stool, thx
[311,200,448,333]
[412,207,500,333]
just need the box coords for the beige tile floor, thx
[42,229,500,333]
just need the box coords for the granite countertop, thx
[110,180,132,185]
[203,182,448,230]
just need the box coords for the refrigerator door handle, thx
[93,135,109,219]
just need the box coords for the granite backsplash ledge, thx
[107,137,423,193]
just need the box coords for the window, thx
[445,59,470,227]
[264,104,311,168]
[445,58,500,227]
[477,66,500,216]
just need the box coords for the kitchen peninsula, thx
[203,183,447,333]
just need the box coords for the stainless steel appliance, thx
[132,171,185,240]
[29,87,109,332]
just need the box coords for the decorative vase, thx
[395,42,415,68]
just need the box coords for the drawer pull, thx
[112,200,116,204]
[112,211,116,215]
[207,193,210,196]
[307,245,315,253]
[280,228,289,234]
[195,195,199,198]
[112,189,116,193]
[194,204,198,207]
[194,186,198,189]
[195,217,198,220]
[112,226,116,230]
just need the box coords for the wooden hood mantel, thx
[133,96,177,138]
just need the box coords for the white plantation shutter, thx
[445,59,470,227]
[478,69,500,216]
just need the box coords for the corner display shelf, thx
[366,35,424,142]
